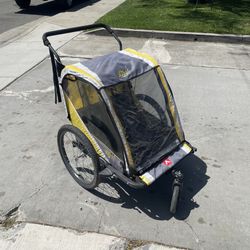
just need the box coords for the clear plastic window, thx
[62,77,124,160]
[106,69,180,171]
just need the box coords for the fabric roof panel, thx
[61,48,159,88]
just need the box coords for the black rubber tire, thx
[57,124,100,190]
[136,94,168,124]
[170,185,180,214]
[55,0,73,9]
[15,0,31,9]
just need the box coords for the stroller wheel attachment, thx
[57,124,100,190]
[170,185,180,214]
[170,170,183,214]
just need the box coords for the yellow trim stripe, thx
[139,175,151,186]
[124,48,158,67]
[65,65,102,87]
[64,93,107,160]
[157,67,184,141]
[139,172,155,185]
[182,142,192,154]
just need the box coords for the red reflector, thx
[163,158,172,166]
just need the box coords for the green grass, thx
[98,0,250,35]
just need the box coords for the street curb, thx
[0,222,185,250]
[92,28,250,44]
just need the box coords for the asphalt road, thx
[0,0,52,34]
[0,34,250,250]
[0,0,89,35]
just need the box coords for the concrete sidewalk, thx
[0,0,125,90]
[0,223,181,250]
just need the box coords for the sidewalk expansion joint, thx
[0,57,48,92]
[183,220,201,250]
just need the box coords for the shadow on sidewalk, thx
[15,0,100,16]
[90,154,209,220]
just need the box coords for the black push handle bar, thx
[42,23,122,53]
[42,24,122,104]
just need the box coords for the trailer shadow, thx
[90,154,209,220]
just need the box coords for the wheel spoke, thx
[61,129,96,185]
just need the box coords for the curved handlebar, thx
[42,23,122,51]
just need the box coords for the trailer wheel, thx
[136,94,168,124]
[170,185,180,214]
[55,0,73,9]
[57,124,100,190]
[15,0,31,9]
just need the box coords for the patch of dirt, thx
[0,205,20,230]
[126,239,147,250]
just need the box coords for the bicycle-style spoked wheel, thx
[57,124,100,189]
